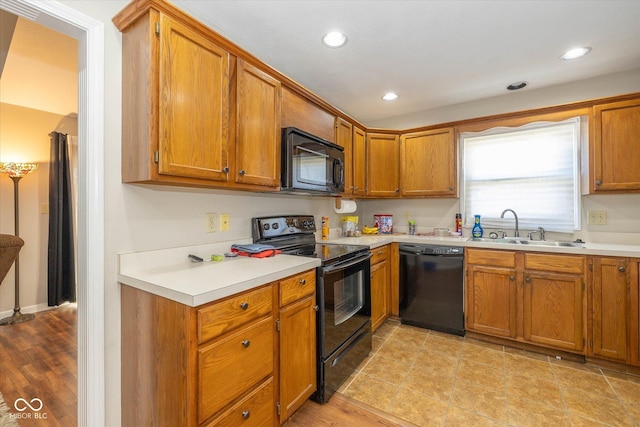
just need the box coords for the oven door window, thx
[333,270,364,325]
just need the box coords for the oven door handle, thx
[321,253,372,273]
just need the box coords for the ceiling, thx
[1,2,638,126]
[173,0,640,125]
[0,11,78,117]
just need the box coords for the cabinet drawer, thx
[466,249,516,268]
[198,285,273,344]
[524,253,585,274]
[199,316,274,423]
[370,245,390,265]
[204,377,274,426]
[280,270,315,307]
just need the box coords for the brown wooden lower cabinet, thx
[120,269,316,427]
[465,249,587,354]
[370,245,391,332]
[629,259,640,367]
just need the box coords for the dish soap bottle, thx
[472,214,483,238]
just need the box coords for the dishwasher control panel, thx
[399,244,463,256]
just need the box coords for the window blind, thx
[460,118,581,233]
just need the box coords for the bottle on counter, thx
[455,213,462,234]
[322,216,329,240]
[472,214,483,238]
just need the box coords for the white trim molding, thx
[0,1,105,426]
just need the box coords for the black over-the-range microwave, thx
[280,127,345,195]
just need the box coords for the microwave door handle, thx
[333,158,344,187]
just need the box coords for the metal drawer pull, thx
[299,279,306,285]
[239,169,246,176]
[240,302,249,310]
[525,277,531,283]
[242,410,250,419]
[510,276,515,281]
[619,267,626,272]
[242,340,251,348]
[313,305,319,311]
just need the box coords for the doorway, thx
[0,0,105,425]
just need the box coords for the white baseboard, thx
[0,301,76,319]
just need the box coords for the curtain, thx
[48,131,76,306]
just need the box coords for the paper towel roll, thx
[334,199,357,214]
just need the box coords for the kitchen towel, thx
[334,199,357,214]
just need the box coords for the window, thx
[460,118,581,233]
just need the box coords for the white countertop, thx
[119,234,639,308]
[327,234,640,257]
[118,241,321,307]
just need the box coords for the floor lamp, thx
[0,162,38,325]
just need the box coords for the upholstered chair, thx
[0,234,24,285]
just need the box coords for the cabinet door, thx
[158,15,230,181]
[371,258,390,331]
[236,59,281,187]
[466,265,517,338]
[352,126,367,196]
[335,117,353,194]
[523,272,585,352]
[279,295,316,423]
[591,98,640,192]
[591,257,629,362]
[400,128,456,197]
[631,261,640,367]
[366,133,400,197]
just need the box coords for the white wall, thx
[0,103,72,313]
[48,1,640,424]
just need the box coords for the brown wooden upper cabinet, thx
[335,117,354,195]
[366,133,400,197]
[589,98,640,193]
[235,59,282,187]
[400,128,457,197]
[352,126,367,197]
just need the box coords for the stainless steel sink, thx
[468,238,585,248]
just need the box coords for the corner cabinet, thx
[400,128,457,197]
[114,2,281,191]
[366,133,400,197]
[589,98,640,193]
[120,269,317,427]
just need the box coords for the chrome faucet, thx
[500,209,519,237]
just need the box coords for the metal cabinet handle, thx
[239,169,246,176]
[619,266,626,272]
[449,186,454,191]
[242,410,250,420]
[509,276,515,281]
[595,180,602,186]
[240,302,249,310]
[242,340,251,348]
[395,188,400,192]
[299,279,306,285]
[222,166,229,173]
[378,250,383,255]
[525,277,531,283]
[313,305,319,311]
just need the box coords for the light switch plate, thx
[587,210,607,225]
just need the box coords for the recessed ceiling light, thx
[507,81,528,91]
[561,47,592,60]
[382,92,398,101]
[322,31,347,48]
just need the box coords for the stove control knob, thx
[272,222,279,230]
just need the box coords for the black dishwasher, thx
[399,243,465,336]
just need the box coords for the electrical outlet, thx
[40,203,49,214]
[220,214,230,231]
[205,213,217,233]
[587,210,607,225]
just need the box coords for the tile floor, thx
[338,319,640,427]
